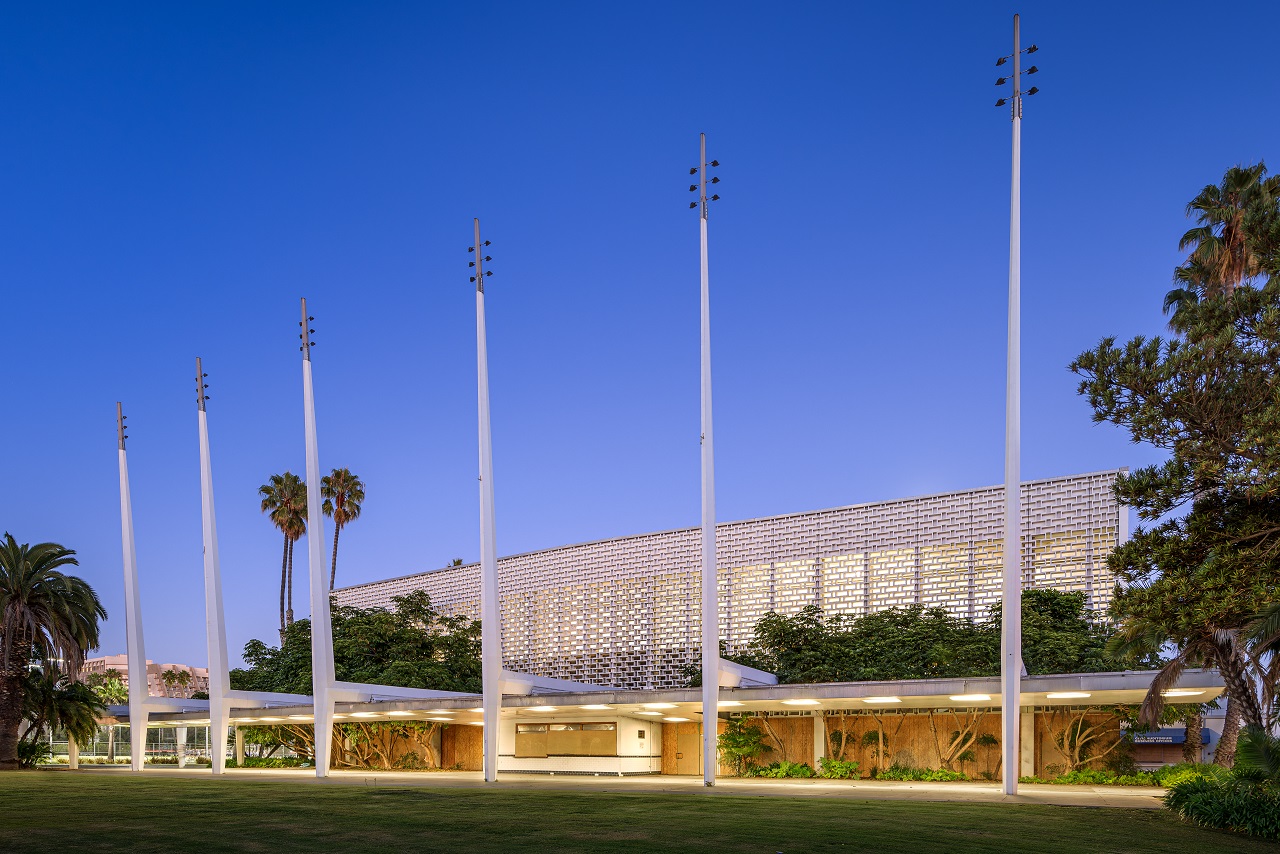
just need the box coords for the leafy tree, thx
[260,472,307,638]
[321,468,365,591]
[717,716,770,776]
[738,589,1139,685]
[230,590,481,695]
[0,535,105,770]
[1071,162,1280,754]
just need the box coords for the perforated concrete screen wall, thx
[334,470,1124,690]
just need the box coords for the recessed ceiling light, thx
[781,699,820,706]
[949,694,991,702]
[331,715,347,720]
[350,712,379,718]
[387,711,415,717]
[528,707,558,713]
[635,711,663,716]
[1161,690,1204,698]
[466,721,484,726]
[717,701,743,707]
[288,714,312,720]
[580,704,612,710]
[258,716,283,721]
[664,717,691,722]
[426,717,452,722]
[427,709,454,714]
[862,697,901,704]
[643,703,677,709]
[1045,692,1091,700]
[468,707,485,713]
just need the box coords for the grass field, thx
[0,771,1269,853]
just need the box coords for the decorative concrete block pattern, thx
[334,471,1123,690]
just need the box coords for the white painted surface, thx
[697,132,718,788]
[118,440,149,773]
[197,392,231,775]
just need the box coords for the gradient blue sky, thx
[2,2,1276,668]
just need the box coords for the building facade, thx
[334,470,1125,691]
[82,654,210,699]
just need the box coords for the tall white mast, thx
[195,359,231,774]
[472,218,502,782]
[116,402,149,772]
[300,299,335,777]
[998,12,1035,797]
[695,133,719,787]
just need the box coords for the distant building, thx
[82,654,209,698]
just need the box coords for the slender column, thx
[1000,12,1024,797]
[300,299,335,777]
[68,737,79,770]
[117,403,149,772]
[234,727,244,766]
[474,218,502,782]
[697,132,718,787]
[195,358,231,775]
[176,725,188,768]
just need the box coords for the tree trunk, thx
[1182,710,1203,763]
[1216,647,1263,728]
[279,533,289,643]
[0,644,32,770]
[329,523,341,592]
[107,724,116,762]
[286,538,295,626]
[1214,696,1242,767]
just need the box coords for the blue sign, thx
[1131,727,1187,745]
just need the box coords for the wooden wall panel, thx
[441,724,483,771]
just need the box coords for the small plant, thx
[878,763,967,782]
[818,756,860,779]
[746,761,816,779]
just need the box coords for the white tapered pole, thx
[697,133,718,787]
[1001,12,1023,796]
[300,299,335,777]
[195,359,231,774]
[474,218,502,783]
[117,403,149,772]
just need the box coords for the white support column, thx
[234,727,244,766]
[300,300,335,777]
[195,359,232,775]
[1020,707,1035,779]
[473,218,502,783]
[176,725,188,768]
[696,132,719,788]
[117,403,149,773]
[813,712,826,767]
[1000,12,1024,798]
[67,738,79,771]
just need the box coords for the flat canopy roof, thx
[116,669,1223,727]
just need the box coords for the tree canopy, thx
[230,590,481,695]
[730,589,1146,684]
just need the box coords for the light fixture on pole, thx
[993,13,1040,797]
[689,133,721,787]
[470,219,501,783]
[194,359,232,774]
[115,402,149,773]
[298,299,336,778]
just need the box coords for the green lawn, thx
[0,771,1270,853]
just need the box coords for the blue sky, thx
[2,2,1276,668]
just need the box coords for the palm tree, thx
[0,534,105,769]
[1108,618,1262,767]
[21,665,105,763]
[1165,162,1279,326]
[260,473,307,640]
[321,468,365,591]
[88,672,127,761]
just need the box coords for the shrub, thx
[227,756,310,768]
[1165,778,1280,840]
[17,741,52,769]
[745,761,817,779]
[818,757,860,779]
[878,764,966,782]
[1152,763,1229,788]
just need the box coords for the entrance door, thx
[675,723,701,776]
